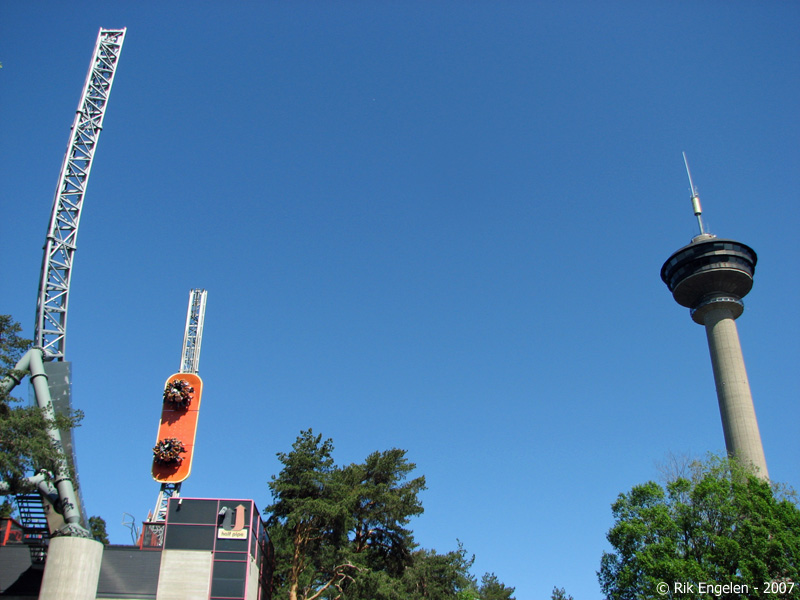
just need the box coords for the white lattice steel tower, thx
[150,289,208,526]
[661,155,768,479]
[180,289,208,375]
[6,28,126,600]
[11,28,126,541]
[35,28,126,361]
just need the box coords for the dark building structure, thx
[1,498,273,600]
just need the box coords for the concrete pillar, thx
[38,536,103,600]
[704,306,769,479]
[156,549,213,600]
[246,556,260,600]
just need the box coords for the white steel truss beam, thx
[35,28,126,360]
[180,289,208,374]
[152,482,180,525]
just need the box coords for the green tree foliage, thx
[599,456,800,600]
[550,586,573,600]
[344,544,478,600]
[267,429,426,600]
[401,544,475,600]
[0,315,29,396]
[0,315,83,492]
[266,430,513,600]
[267,430,348,600]
[477,573,516,600]
[89,515,109,544]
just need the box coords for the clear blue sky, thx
[2,2,799,598]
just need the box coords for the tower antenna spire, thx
[683,151,706,235]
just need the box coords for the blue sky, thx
[2,2,799,598]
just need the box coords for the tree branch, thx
[306,563,361,600]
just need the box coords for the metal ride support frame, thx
[35,28,126,361]
[150,289,208,534]
[180,289,208,375]
[0,29,124,555]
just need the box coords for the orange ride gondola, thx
[152,373,203,483]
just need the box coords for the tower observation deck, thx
[661,158,768,479]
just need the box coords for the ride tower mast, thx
[149,289,208,533]
[1,27,125,552]
[1,28,125,597]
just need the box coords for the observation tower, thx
[660,154,768,479]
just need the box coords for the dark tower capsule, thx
[661,236,756,324]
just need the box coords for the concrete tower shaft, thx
[704,307,767,474]
[661,235,769,479]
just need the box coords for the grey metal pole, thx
[1,348,88,535]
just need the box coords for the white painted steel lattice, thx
[150,289,207,523]
[152,483,179,526]
[180,289,208,374]
[34,28,126,360]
